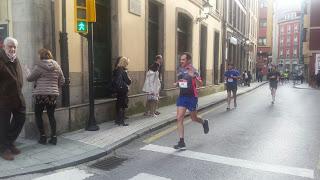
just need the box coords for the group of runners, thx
[173,52,280,150]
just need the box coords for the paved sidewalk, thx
[0,82,267,178]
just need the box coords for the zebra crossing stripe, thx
[33,168,94,180]
[129,173,171,180]
[141,144,314,179]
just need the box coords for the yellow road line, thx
[143,119,192,144]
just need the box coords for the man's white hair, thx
[3,37,18,47]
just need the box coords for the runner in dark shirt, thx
[267,67,280,104]
[224,63,240,110]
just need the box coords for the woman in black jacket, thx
[113,56,131,126]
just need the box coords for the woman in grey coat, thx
[27,49,65,145]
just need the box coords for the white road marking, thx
[141,144,314,179]
[33,168,94,180]
[129,173,171,180]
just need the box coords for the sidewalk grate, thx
[90,156,128,171]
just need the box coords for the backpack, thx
[105,72,123,95]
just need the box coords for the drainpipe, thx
[299,2,305,73]
[60,0,70,107]
[51,0,56,57]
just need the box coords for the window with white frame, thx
[259,19,267,27]
[287,25,291,33]
[287,35,291,45]
[294,24,298,32]
[293,48,297,57]
[260,0,267,8]
[294,34,298,42]
[258,37,267,46]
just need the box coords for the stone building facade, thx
[0,0,227,138]
[224,0,258,76]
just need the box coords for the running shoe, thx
[173,141,186,150]
[203,119,209,134]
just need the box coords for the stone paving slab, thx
[0,82,267,179]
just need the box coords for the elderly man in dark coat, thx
[0,37,26,161]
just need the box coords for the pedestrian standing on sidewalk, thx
[142,60,161,117]
[148,55,163,115]
[26,49,65,145]
[224,63,240,110]
[257,70,262,82]
[0,37,26,161]
[316,71,320,88]
[244,70,249,86]
[247,71,252,87]
[267,66,280,104]
[173,52,209,150]
[113,56,132,126]
[242,71,246,86]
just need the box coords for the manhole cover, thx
[90,156,128,171]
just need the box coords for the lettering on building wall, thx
[129,0,141,16]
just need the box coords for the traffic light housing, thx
[74,0,96,33]
[87,0,96,22]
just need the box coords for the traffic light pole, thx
[60,0,70,107]
[85,22,99,131]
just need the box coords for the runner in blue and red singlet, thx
[173,52,209,150]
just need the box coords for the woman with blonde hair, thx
[27,48,65,145]
[113,56,131,126]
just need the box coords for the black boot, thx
[38,135,47,145]
[119,108,128,126]
[48,136,57,145]
[115,107,122,125]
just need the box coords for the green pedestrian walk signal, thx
[74,0,96,34]
[77,21,87,32]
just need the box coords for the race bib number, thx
[227,78,234,82]
[178,81,188,88]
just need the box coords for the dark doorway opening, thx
[148,1,164,87]
[93,0,112,98]
[177,13,192,60]
[148,1,160,66]
[200,25,207,86]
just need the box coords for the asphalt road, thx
[9,83,320,180]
